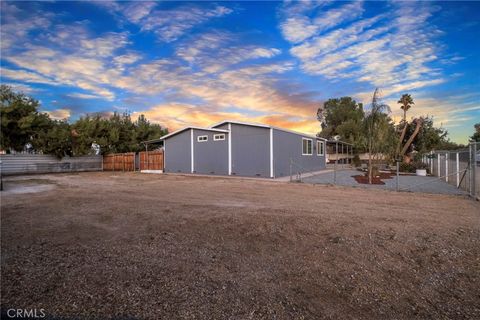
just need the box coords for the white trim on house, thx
[164,140,166,170]
[269,128,274,178]
[197,135,208,142]
[160,126,229,140]
[190,129,194,173]
[213,134,225,141]
[210,120,328,141]
[302,138,313,156]
[228,123,232,175]
[317,140,324,156]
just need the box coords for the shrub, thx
[352,154,361,167]
[399,162,416,173]
[413,161,428,170]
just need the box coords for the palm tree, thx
[398,94,414,123]
[364,88,391,184]
[396,94,414,158]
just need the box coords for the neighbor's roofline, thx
[210,120,327,141]
[159,126,229,140]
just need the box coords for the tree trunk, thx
[396,123,408,157]
[400,119,423,157]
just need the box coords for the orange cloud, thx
[132,103,321,137]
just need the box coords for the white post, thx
[228,123,232,175]
[190,129,194,173]
[456,152,460,187]
[437,154,441,177]
[445,152,449,182]
[430,151,433,174]
[269,128,274,178]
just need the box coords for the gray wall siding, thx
[192,129,228,175]
[164,130,192,173]
[273,129,325,177]
[230,124,270,177]
[0,154,102,176]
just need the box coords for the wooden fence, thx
[139,150,164,170]
[102,151,164,171]
[102,152,135,171]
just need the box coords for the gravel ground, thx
[1,172,479,319]
[303,169,468,195]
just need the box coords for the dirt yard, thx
[1,172,479,319]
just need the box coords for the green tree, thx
[317,97,365,151]
[71,112,168,155]
[133,114,168,152]
[470,123,480,142]
[1,86,169,156]
[34,120,73,158]
[0,85,45,152]
[407,116,465,153]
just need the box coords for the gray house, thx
[161,121,326,178]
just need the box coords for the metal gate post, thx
[456,152,460,187]
[445,152,449,182]
[437,154,440,177]
[396,161,399,192]
[469,143,473,195]
[430,150,434,175]
[472,143,477,197]
[334,142,338,184]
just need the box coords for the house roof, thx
[159,126,229,140]
[210,120,327,141]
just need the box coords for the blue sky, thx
[1,1,479,143]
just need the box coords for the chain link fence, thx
[422,142,479,199]
[289,142,479,199]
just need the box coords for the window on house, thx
[197,135,208,142]
[317,140,324,156]
[302,138,312,155]
[213,134,225,141]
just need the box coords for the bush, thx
[399,162,416,173]
[352,154,361,167]
[399,161,429,173]
[413,161,428,170]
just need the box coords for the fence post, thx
[445,152,449,182]
[437,154,440,177]
[430,151,433,174]
[334,142,338,184]
[472,142,477,198]
[456,152,460,187]
[396,161,399,192]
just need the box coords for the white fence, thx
[423,142,479,199]
[0,154,102,176]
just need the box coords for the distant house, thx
[160,120,327,178]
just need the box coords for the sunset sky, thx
[1,1,479,143]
